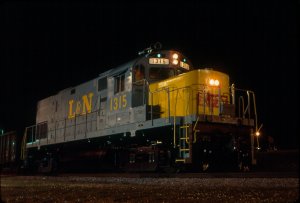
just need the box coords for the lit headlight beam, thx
[209,79,220,86]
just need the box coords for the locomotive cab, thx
[133,50,192,84]
[131,50,193,109]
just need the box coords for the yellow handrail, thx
[180,125,189,143]
[193,116,200,143]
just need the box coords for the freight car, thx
[19,43,261,173]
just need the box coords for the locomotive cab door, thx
[132,64,147,107]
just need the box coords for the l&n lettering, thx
[68,92,94,119]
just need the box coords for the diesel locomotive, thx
[1,43,261,173]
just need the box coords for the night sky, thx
[1,1,298,148]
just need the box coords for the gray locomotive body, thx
[24,51,185,172]
[22,47,259,173]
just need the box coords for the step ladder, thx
[175,124,192,163]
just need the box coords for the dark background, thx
[1,1,298,149]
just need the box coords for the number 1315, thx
[110,95,127,111]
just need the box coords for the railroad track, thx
[57,171,299,178]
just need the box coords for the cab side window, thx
[114,74,125,94]
[134,65,145,82]
[98,77,107,91]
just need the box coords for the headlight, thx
[172,59,179,65]
[208,79,220,86]
[172,53,179,59]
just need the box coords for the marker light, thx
[172,53,179,59]
[157,53,161,58]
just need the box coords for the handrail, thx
[232,87,259,130]
[25,111,98,145]
[151,91,153,125]
[193,116,200,143]
[246,91,251,120]
[239,96,245,118]
[231,84,235,105]
[20,128,28,160]
[249,91,258,131]
[25,83,259,149]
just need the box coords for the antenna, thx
[138,42,162,55]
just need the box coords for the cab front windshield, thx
[149,67,188,82]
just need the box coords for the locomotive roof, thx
[51,49,190,98]
[99,57,142,78]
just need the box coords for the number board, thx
[149,58,169,65]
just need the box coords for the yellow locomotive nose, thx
[149,69,230,118]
